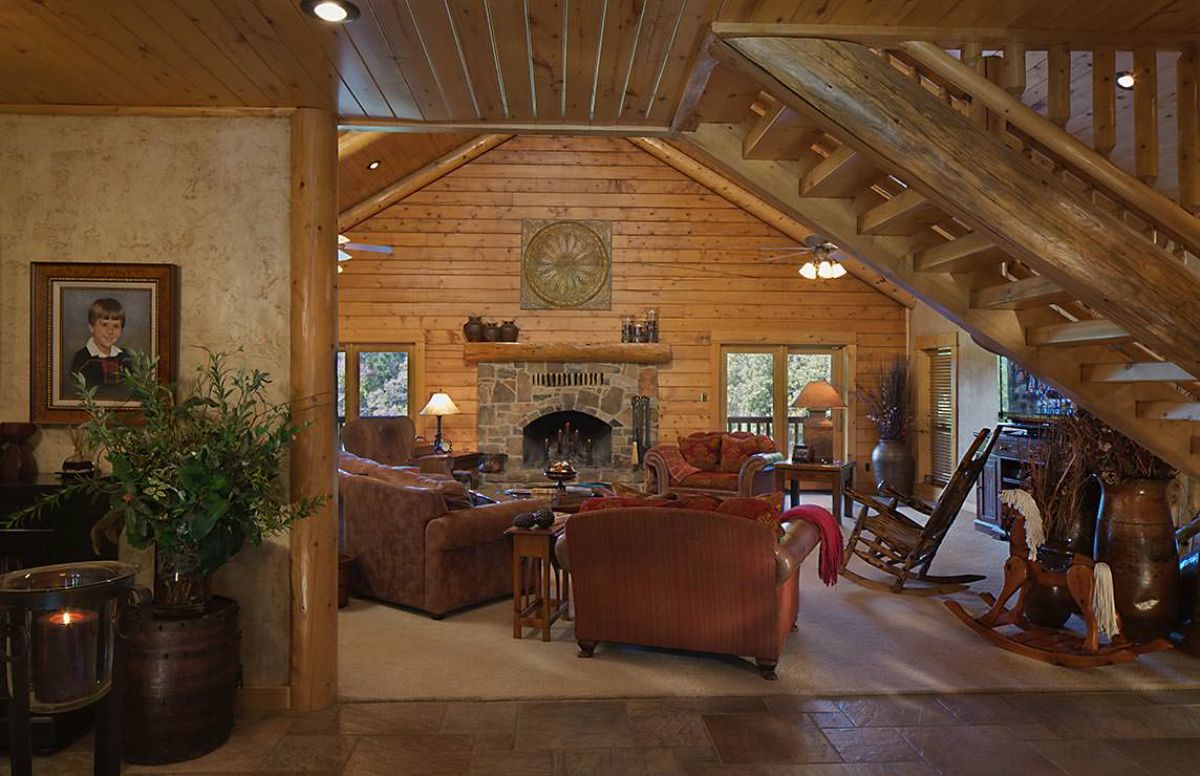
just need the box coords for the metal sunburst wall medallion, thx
[521,219,612,310]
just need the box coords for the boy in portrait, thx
[69,297,130,398]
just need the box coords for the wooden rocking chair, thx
[840,428,1000,595]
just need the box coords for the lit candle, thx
[32,608,99,705]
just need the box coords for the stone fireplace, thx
[476,360,658,486]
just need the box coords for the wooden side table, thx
[774,461,856,522]
[505,519,570,641]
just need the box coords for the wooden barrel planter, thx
[1094,479,1180,642]
[122,596,240,764]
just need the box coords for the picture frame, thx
[30,262,179,424]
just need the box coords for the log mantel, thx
[463,343,671,365]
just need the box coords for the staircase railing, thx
[888,42,1200,265]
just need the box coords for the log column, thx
[289,107,339,711]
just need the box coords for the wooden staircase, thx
[670,34,1200,477]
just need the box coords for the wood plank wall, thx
[339,135,908,480]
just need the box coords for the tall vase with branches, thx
[857,358,914,494]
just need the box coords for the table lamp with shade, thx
[792,380,846,464]
[419,392,460,454]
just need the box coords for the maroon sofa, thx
[338,452,547,617]
[557,505,820,678]
[643,431,782,498]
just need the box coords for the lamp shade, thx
[419,392,460,417]
[792,380,846,410]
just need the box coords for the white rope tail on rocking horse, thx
[1092,562,1119,639]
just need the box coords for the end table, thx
[505,518,570,641]
[774,461,856,522]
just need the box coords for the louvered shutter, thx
[928,348,954,486]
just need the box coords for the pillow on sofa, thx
[677,432,723,471]
[719,432,777,473]
[576,493,723,514]
[338,451,472,510]
[715,493,785,531]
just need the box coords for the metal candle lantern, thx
[0,561,148,776]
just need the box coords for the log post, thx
[1002,43,1027,98]
[1178,44,1200,214]
[1133,45,1159,185]
[1047,45,1071,127]
[289,108,339,712]
[1092,47,1117,157]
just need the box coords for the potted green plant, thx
[10,348,322,762]
[857,358,914,494]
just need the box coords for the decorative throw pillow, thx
[670,494,722,512]
[719,433,778,473]
[677,432,723,471]
[716,493,785,532]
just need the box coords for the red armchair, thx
[558,506,819,678]
[643,431,782,498]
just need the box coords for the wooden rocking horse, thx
[945,491,1173,667]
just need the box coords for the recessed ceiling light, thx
[301,0,360,23]
[367,160,381,170]
[1116,70,1136,90]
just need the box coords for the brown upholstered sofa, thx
[338,452,546,617]
[643,431,782,498]
[341,417,453,477]
[557,505,820,678]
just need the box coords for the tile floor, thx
[11,689,1200,775]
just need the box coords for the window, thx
[337,344,417,423]
[720,344,847,457]
[927,346,955,486]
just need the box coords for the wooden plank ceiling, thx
[338,131,476,212]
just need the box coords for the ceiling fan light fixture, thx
[1116,70,1135,90]
[799,261,819,280]
[829,262,848,279]
[301,0,360,23]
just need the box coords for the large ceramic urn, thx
[871,438,914,495]
[1094,478,1180,642]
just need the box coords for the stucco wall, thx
[0,114,292,687]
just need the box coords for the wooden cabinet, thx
[974,427,1044,540]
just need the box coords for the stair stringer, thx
[676,122,1200,478]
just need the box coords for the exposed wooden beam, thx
[1082,362,1195,383]
[913,232,1006,273]
[1026,319,1129,347]
[671,38,718,133]
[678,120,1200,477]
[743,103,820,160]
[336,118,672,136]
[627,137,915,307]
[858,190,941,236]
[1133,45,1159,185]
[898,42,1200,256]
[1137,401,1200,421]
[1092,47,1117,157]
[289,108,339,713]
[707,36,1200,374]
[337,131,386,159]
[338,135,511,231]
[971,276,1070,310]
[708,23,1200,50]
[800,147,880,198]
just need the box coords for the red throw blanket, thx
[781,505,844,586]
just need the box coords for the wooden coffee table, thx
[774,461,856,523]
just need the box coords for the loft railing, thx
[725,416,804,444]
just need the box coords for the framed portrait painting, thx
[31,263,179,424]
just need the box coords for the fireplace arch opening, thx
[522,410,612,468]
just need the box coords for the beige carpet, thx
[338,498,1200,701]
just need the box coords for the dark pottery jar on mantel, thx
[499,320,520,342]
[462,316,484,342]
[482,322,501,342]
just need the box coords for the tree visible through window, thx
[337,345,414,423]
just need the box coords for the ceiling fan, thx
[758,234,849,279]
[337,234,392,273]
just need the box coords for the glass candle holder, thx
[0,561,141,713]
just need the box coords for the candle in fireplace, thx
[32,608,100,705]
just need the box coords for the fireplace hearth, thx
[522,410,612,468]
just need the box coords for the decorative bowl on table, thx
[543,459,577,491]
